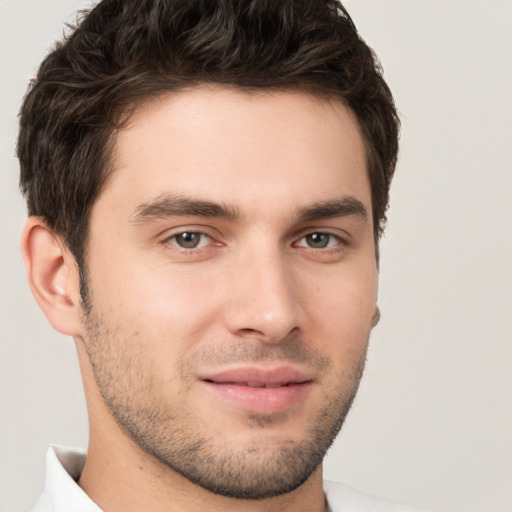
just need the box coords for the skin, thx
[22,86,379,512]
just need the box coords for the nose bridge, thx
[223,238,299,342]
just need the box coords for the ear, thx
[371,306,381,328]
[21,217,83,337]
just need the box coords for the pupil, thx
[178,232,199,248]
[307,233,329,248]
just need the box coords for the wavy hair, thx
[18,0,399,267]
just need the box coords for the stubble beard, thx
[81,303,368,500]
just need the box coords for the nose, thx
[222,246,301,344]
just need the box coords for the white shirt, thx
[31,446,428,512]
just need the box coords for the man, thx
[17,0,424,510]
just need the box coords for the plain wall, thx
[1,1,511,511]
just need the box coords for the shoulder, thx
[324,481,430,512]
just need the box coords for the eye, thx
[296,232,341,249]
[169,232,212,249]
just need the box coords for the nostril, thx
[235,326,301,345]
[237,328,265,337]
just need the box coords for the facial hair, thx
[81,304,368,500]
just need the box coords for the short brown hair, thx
[18,0,399,268]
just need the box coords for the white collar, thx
[32,446,423,512]
[31,446,102,512]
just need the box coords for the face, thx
[80,86,378,499]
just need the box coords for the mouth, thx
[198,366,314,415]
[207,381,300,388]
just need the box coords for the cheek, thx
[301,264,378,350]
[87,253,222,350]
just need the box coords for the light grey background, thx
[1,1,511,511]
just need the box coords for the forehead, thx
[99,86,370,220]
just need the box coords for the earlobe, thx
[21,217,82,337]
[371,306,381,328]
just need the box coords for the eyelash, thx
[164,230,347,253]
[167,231,213,250]
[293,232,343,250]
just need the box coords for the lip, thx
[198,366,314,415]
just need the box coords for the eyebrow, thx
[130,194,243,224]
[296,197,368,223]
[130,194,368,225]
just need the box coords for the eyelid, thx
[160,225,221,250]
[292,228,350,248]
[160,224,216,239]
[168,231,212,249]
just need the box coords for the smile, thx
[234,381,294,388]
[198,366,314,415]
